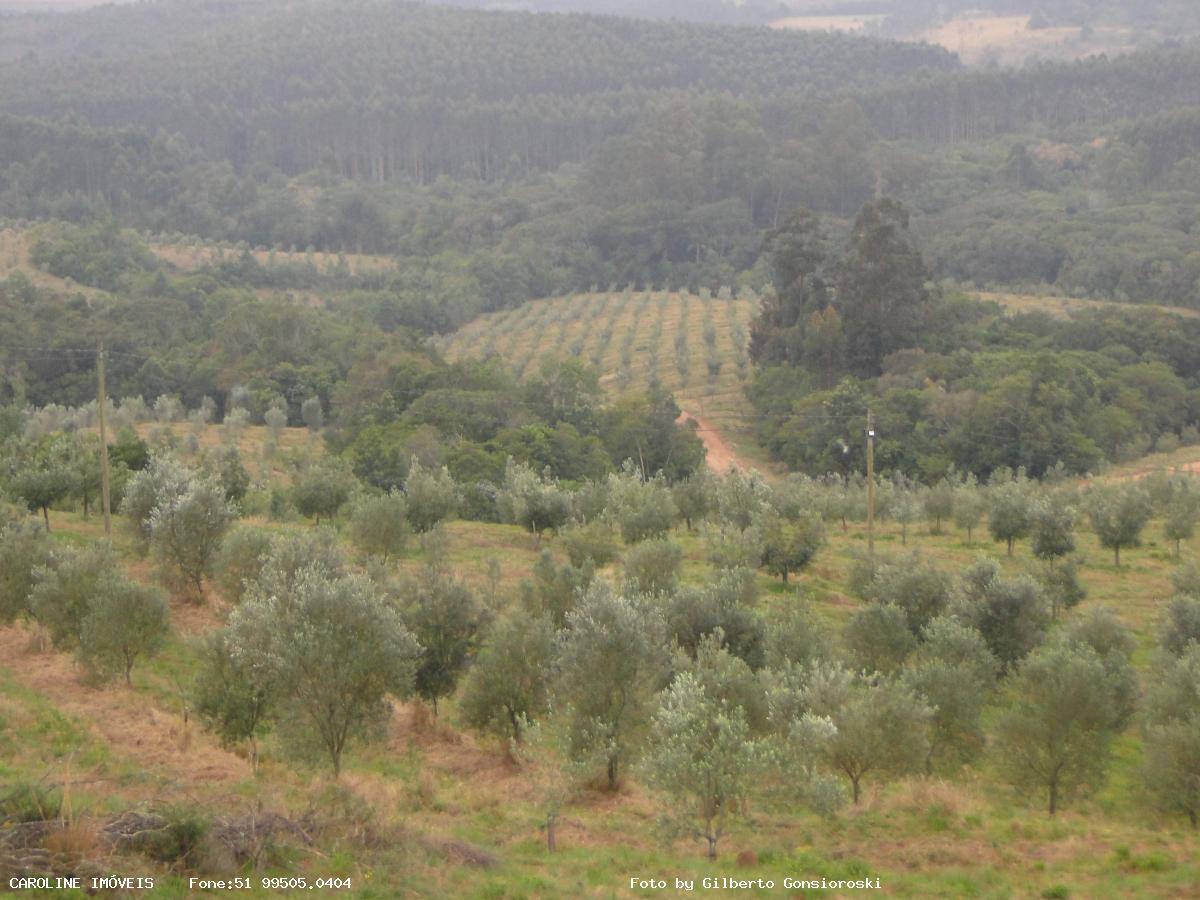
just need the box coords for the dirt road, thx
[677,409,749,474]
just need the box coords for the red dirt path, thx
[677,410,748,474]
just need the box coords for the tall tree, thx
[833,199,931,376]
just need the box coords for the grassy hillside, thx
[3,483,1200,896]
[437,289,772,472]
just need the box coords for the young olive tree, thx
[993,640,1123,815]
[78,578,170,685]
[459,609,555,745]
[801,663,931,804]
[1160,594,1200,657]
[622,539,683,596]
[194,630,279,772]
[643,673,762,860]
[606,467,678,544]
[30,544,119,649]
[954,559,1049,671]
[214,526,273,603]
[404,459,460,533]
[1085,484,1153,567]
[1141,645,1200,828]
[843,603,916,675]
[904,617,997,774]
[348,491,410,562]
[1030,499,1076,560]
[1165,490,1200,558]
[229,567,422,775]
[291,463,357,525]
[402,572,485,716]
[120,453,192,551]
[953,477,988,544]
[759,514,824,584]
[0,520,53,623]
[496,460,572,548]
[988,476,1033,556]
[149,477,236,601]
[555,582,670,790]
[924,478,956,536]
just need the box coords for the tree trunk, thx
[1114,545,1121,567]
[606,755,619,792]
[1048,778,1057,816]
[1007,536,1014,556]
[851,776,861,805]
[706,834,718,861]
[546,813,557,853]
[42,505,51,532]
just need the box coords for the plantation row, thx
[438,289,758,422]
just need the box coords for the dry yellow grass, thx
[980,290,1200,321]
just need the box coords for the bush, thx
[622,539,682,596]
[215,526,273,603]
[131,805,210,866]
[0,782,62,823]
[348,490,410,562]
[558,522,619,568]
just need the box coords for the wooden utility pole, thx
[97,342,112,537]
[866,409,875,556]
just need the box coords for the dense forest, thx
[1,1,1199,310]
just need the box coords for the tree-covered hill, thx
[0,0,957,181]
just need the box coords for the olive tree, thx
[120,454,192,550]
[1141,645,1200,828]
[459,609,555,745]
[843,603,916,675]
[1085,484,1153,567]
[1160,594,1200,657]
[11,464,74,531]
[643,673,762,860]
[403,459,460,533]
[993,641,1123,815]
[555,582,670,790]
[1165,490,1200,558]
[800,663,931,804]
[953,476,988,544]
[228,566,422,775]
[78,578,170,685]
[672,471,715,532]
[606,467,677,544]
[988,476,1033,556]
[301,396,324,433]
[924,478,956,535]
[214,526,273,603]
[30,544,118,649]
[348,491,410,562]
[402,572,485,716]
[291,463,357,525]
[904,617,997,773]
[954,559,1049,671]
[1030,499,1076,560]
[0,520,53,623]
[496,460,572,548]
[194,630,277,772]
[622,539,683,596]
[759,514,824,584]
[149,477,236,601]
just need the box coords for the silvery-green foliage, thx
[148,476,236,599]
[555,581,670,790]
[642,671,763,859]
[228,565,422,774]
